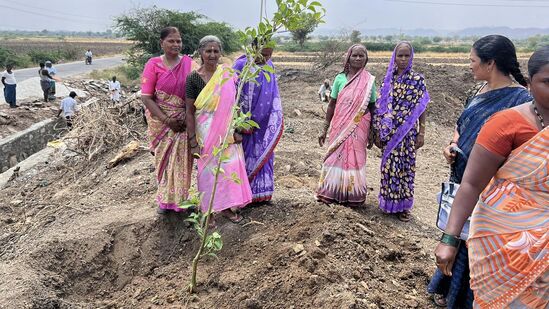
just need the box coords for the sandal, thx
[432,294,447,307]
[398,211,412,222]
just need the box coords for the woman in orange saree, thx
[434,46,549,308]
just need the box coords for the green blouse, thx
[331,72,377,106]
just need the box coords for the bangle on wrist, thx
[440,232,461,247]
[188,134,196,140]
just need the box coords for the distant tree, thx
[290,13,319,48]
[417,37,432,45]
[114,6,239,67]
[350,30,361,44]
[432,36,443,43]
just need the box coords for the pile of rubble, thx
[0,111,14,126]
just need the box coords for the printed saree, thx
[374,42,430,213]
[468,127,548,309]
[453,86,531,182]
[316,69,375,205]
[233,55,283,203]
[142,55,193,211]
[194,65,252,212]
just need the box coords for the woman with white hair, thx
[185,35,252,223]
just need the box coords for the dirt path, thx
[0,60,473,308]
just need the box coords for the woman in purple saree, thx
[233,47,284,203]
[373,42,430,221]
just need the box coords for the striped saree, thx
[468,127,548,308]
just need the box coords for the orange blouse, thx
[476,109,539,158]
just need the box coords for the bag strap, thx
[451,146,468,161]
[449,146,468,181]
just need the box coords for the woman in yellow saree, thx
[186,36,252,222]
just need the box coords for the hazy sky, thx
[0,0,547,32]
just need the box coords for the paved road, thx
[13,56,125,82]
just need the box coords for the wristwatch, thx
[440,232,461,247]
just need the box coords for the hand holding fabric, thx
[166,118,186,133]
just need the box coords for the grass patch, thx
[88,65,141,87]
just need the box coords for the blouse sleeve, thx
[185,72,199,100]
[476,111,516,158]
[369,83,377,103]
[141,59,157,96]
[331,74,343,99]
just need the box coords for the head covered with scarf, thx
[375,41,430,142]
[342,44,369,74]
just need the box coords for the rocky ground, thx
[0,55,477,308]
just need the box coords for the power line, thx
[0,0,111,22]
[0,3,111,26]
[385,0,549,7]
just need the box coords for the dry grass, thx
[63,101,145,160]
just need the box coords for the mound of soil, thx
[0,60,472,308]
[0,102,58,139]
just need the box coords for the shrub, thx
[0,47,30,68]
[27,50,61,64]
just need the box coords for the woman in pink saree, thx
[186,36,252,222]
[317,44,377,206]
[141,27,193,214]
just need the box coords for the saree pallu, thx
[468,127,549,308]
[144,56,193,211]
[317,70,375,205]
[3,84,16,106]
[233,55,283,203]
[195,65,252,212]
[452,86,531,182]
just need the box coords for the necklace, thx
[532,100,545,129]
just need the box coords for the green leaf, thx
[247,120,260,129]
[220,77,231,87]
[180,201,196,209]
[230,172,242,185]
[212,166,226,175]
[262,64,275,73]
[219,154,230,163]
[212,146,221,156]
[259,22,266,35]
